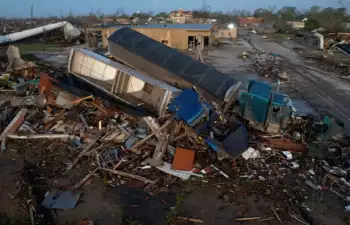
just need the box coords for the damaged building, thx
[88,23,213,50]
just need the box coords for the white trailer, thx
[68,48,181,116]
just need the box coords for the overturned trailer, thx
[107,27,241,109]
[68,48,181,116]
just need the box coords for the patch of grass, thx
[0,212,30,225]
[16,43,59,53]
[165,193,185,225]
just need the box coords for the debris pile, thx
[242,51,289,81]
[0,28,349,225]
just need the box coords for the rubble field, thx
[1,28,350,225]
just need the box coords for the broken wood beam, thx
[178,217,204,223]
[0,108,28,141]
[0,108,28,151]
[66,136,101,171]
[130,120,171,151]
[143,116,162,139]
[73,167,99,189]
[71,95,93,105]
[146,135,169,167]
[103,168,155,184]
[7,133,75,140]
[271,206,283,224]
[236,217,262,221]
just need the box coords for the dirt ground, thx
[0,138,348,225]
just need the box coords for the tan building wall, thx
[215,28,237,39]
[170,17,186,24]
[89,27,212,50]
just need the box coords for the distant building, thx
[207,19,217,24]
[214,28,237,39]
[256,23,276,34]
[89,23,213,50]
[238,17,264,27]
[156,17,166,24]
[115,18,130,25]
[169,8,193,24]
[295,31,324,50]
[286,21,305,29]
[101,18,115,23]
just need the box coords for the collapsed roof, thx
[107,27,238,102]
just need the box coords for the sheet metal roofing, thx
[92,23,213,30]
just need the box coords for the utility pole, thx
[202,0,208,11]
[30,4,34,19]
[30,4,34,28]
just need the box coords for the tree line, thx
[191,5,350,32]
[2,4,350,32]
[86,4,350,32]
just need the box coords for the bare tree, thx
[114,8,125,17]
[201,0,211,12]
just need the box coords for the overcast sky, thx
[0,0,343,18]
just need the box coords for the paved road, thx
[244,32,350,125]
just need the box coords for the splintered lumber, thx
[0,108,28,141]
[271,206,283,224]
[103,168,155,184]
[178,217,204,223]
[7,134,74,139]
[71,95,93,105]
[130,119,171,150]
[236,217,262,221]
[73,167,99,189]
[66,136,101,171]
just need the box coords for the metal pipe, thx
[0,21,69,44]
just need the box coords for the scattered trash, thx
[242,147,260,160]
[157,162,203,180]
[282,151,293,160]
[345,205,350,212]
[41,190,80,209]
[289,161,300,169]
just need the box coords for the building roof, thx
[170,9,192,15]
[91,23,213,30]
[259,23,275,28]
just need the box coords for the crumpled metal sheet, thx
[41,190,80,209]
[107,27,238,101]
